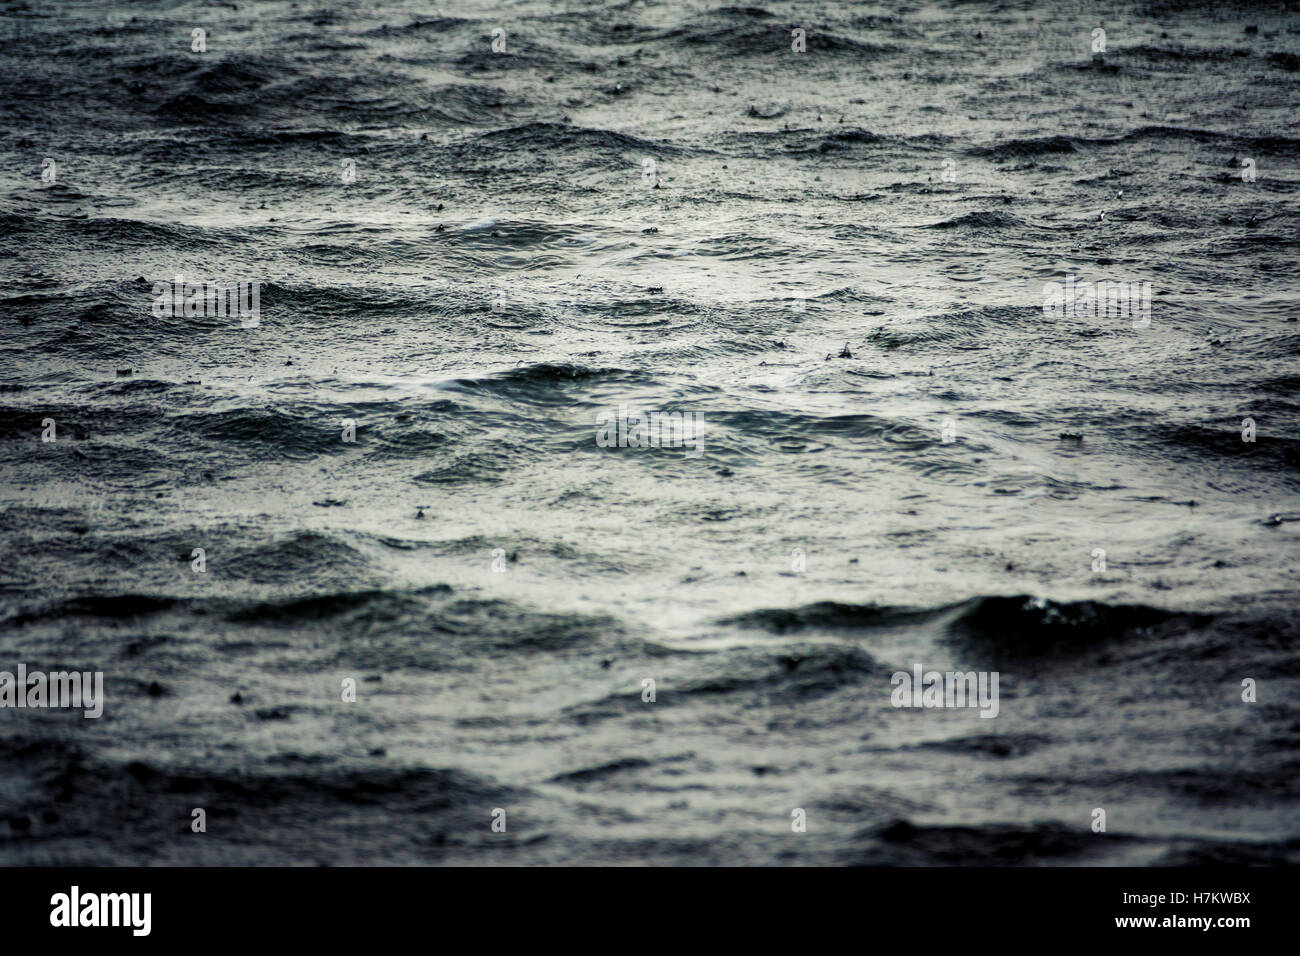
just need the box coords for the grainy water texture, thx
[1,0,1298,865]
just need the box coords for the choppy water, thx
[1,0,1299,865]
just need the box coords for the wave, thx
[864,305,1040,351]
[447,362,659,403]
[906,733,1054,759]
[562,643,880,725]
[722,594,1211,659]
[361,16,477,37]
[923,210,1028,230]
[850,818,1122,865]
[664,9,900,58]
[162,406,349,461]
[947,595,1212,659]
[2,593,178,627]
[2,584,632,662]
[971,127,1300,161]
[216,531,379,586]
[1149,422,1300,475]
[969,134,1081,159]
[0,736,514,865]
[470,121,681,156]
[680,644,879,699]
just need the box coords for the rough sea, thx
[1,0,1298,865]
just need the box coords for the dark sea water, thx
[1,0,1299,865]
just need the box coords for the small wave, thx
[852,818,1126,865]
[721,601,941,634]
[446,362,658,405]
[548,757,654,783]
[908,733,1053,760]
[969,135,1080,159]
[924,210,1027,230]
[1120,125,1300,156]
[2,593,178,628]
[470,121,680,156]
[947,595,1211,658]
[218,531,378,586]
[0,736,513,865]
[164,406,348,461]
[225,587,625,659]
[674,644,881,702]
